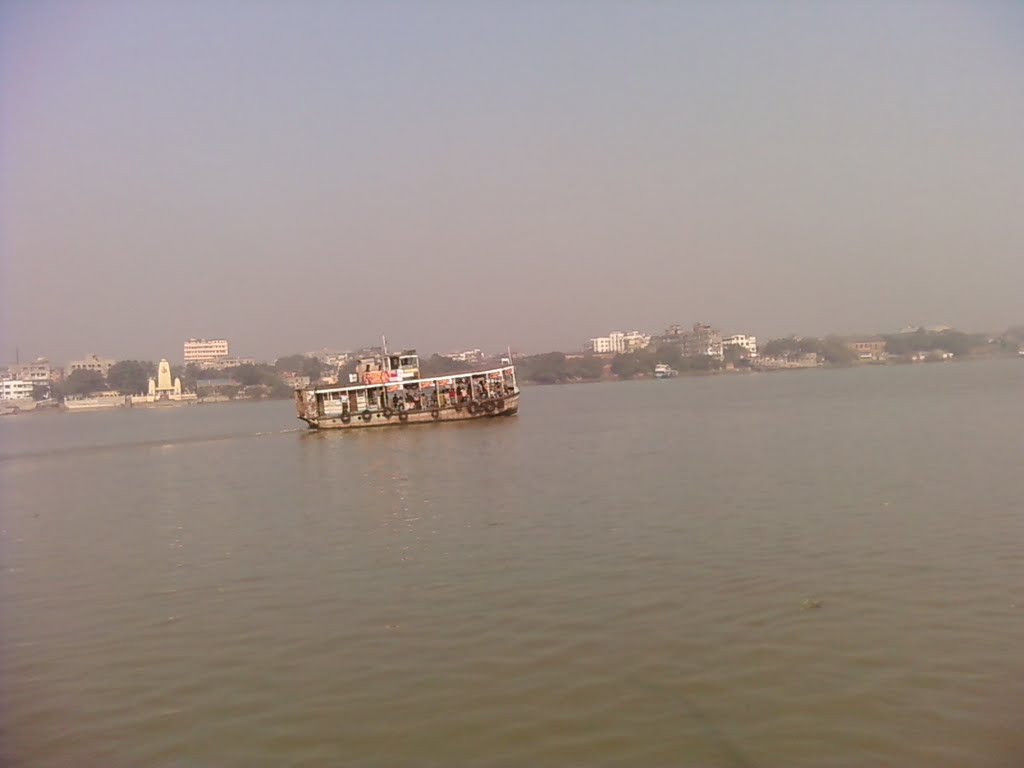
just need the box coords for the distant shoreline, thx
[518,352,1017,387]
[3,354,1017,418]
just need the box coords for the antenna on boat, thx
[382,335,388,355]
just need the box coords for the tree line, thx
[759,336,857,364]
[53,355,332,400]
[880,330,985,358]
[41,326,1015,401]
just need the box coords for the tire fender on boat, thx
[468,402,479,415]
[431,408,440,419]
[361,410,372,422]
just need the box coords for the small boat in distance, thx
[295,348,520,429]
[654,363,678,379]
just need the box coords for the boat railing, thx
[310,364,517,396]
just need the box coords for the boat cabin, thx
[354,350,421,385]
[302,363,517,423]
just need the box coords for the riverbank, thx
[518,351,1018,387]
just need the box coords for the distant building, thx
[723,334,758,358]
[1,379,34,400]
[67,355,115,378]
[183,338,230,363]
[590,331,650,354]
[281,372,311,389]
[680,323,723,360]
[7,358,52,384]
[623,332,651,352]
[757,353,820,370]
[194,356,255,371]
[848,339,887,360]
[446,348,484,363]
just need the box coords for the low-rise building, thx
[723,334,758,358]
[590,331,650,354]
[681,323,723,360]
[446,349,484,363]
[1,379,34,400]
[281,372,311,389]
[757,353,821,369]
[848,339,887,360]
[194,356,256,371]
[8,358,52,384]
[67,355,115,378]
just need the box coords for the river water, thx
[2,360,1022,767]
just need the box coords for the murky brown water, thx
[2,360,1023,767]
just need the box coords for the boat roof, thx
[309,364,515,396]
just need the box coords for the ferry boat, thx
[295,349,520,429]
[63,392,128,411]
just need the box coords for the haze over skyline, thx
[2,1,1022,363]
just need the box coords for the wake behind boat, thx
[295,349,520,429]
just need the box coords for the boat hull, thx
[300,394,520,430]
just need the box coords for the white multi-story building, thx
[723,334,758,358]
[1,379,34,400]
[184,338,230,363]
[590,331,650,354]
[67,355,115,377]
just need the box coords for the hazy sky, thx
[2,1,1022,362]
